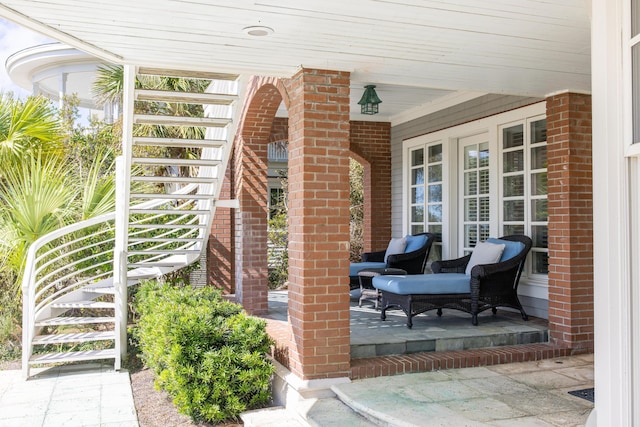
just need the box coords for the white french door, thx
[458,133,491,254]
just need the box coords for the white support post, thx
[113,65,136,368]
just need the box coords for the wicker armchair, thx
[374,235,532,327]
[349,232,436,289]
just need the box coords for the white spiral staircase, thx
[21,66,245,379]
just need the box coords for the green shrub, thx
[133,281,274,423]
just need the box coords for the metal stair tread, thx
[134,88,237,105]
[32,331,115,345]
[131,157,221,166]
[130,176,217,184]
[50,300,115,309]
[128,261,188,267]
[129,223,207,229]
[132,136,226,148]
[133,114,231,127]
[29,349,117,365]
[35,316,115,327]
[130,193,215,201]
[128,208,210,215]
[84,286,115,294]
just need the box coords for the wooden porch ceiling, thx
[0,0,591,123]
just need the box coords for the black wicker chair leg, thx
[521,310,529,321]
[472,314,478,326]
[407,315,413,329]
[380,308,387,321]
[492,307,497,315]
[437,308,443,317]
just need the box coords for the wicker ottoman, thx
[357,267,407,309]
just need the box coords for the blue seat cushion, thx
[350,262,387,277]
[373,273,470,295]
[486,238,525,262]
[404,234,427,253]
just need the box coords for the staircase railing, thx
[21,67,244,378]
[21,177,204,374]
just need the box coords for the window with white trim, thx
[499,117,548,277]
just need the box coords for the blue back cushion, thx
[486,238,525,262]
[404,234,427,253]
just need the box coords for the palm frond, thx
[0,153,76,286]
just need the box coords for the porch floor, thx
[264,290,549,360]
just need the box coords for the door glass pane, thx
[504,200,525,221]
[531,172,548,195]
[479,142,489,167]
[465,199,478,221]
[479,224,490,242]
[428,145,442,162]
[479,169,490,194]
[411,206,424,222]
[465,171,477,195]
[503,224,525,236]
[429,225,442,239]
[479,197,490,221]
[428,205,442,222]
[504,175,524,197]
[531,199,548,222]
[411,224,425,235]
[428,164,442,183]
[503,124,524,148]
[532,252,549,274]
[465,146,478,169]
[412,187,424,204]
[412,168,424,185]
[531,225,548,248]
[531,146,547,169]
[411,148,424,166]
[428,184,442,202]
[531,119,547,143]
[465,225,478,247]
[503,150,524,173]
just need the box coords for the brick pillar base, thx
[546,92,594,352]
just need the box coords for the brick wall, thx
[350,121,392,252]
[270,117,288,143]
[208,160,235,293]
[546,92,594,352]
[284,68,352,380]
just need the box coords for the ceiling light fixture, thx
[358,85,382,115]
[242,26,274,37]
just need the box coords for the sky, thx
[0,17,52,97]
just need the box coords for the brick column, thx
[350,121,392,252]
[546,92,594,352]
[286,69,351,380]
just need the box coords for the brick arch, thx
[232,76,289,314]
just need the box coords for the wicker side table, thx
[357,267,407,309]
